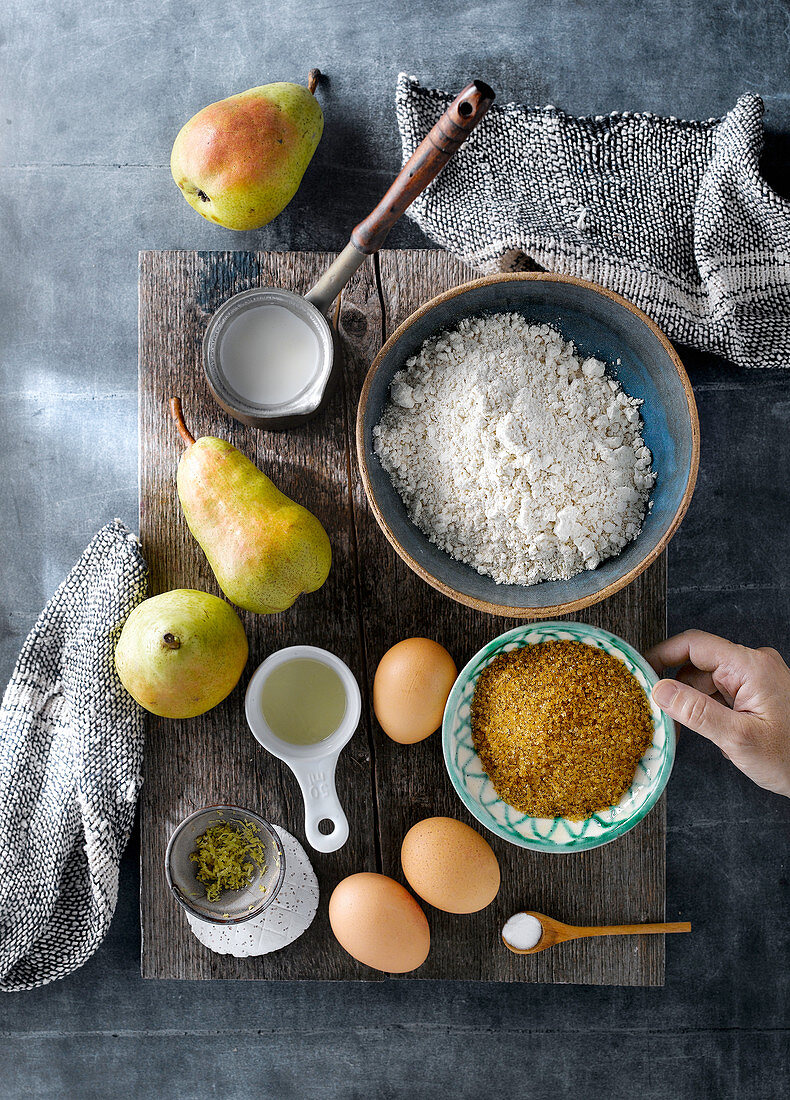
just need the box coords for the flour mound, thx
[373,313,656,587]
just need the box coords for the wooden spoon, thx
[502,911,691,955]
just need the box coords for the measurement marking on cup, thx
[308,771,329,797]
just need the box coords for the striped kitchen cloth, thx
[0,521,148,991]
[396,74,790,369]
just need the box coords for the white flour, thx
[373,313,655,586]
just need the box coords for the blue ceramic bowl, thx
[356,274,699,617]
[442,622,676,852]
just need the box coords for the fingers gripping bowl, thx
[356,273,699,618]
[442,622,676,853]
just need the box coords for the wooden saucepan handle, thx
[350,80,495,255]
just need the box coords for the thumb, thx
[652,679,742,746]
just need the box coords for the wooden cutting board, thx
[138,249,667,984]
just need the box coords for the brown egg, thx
[373,638,457,744]
[328,872,430,973]
[400,817,501,914]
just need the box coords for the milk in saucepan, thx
[220,305,321,407]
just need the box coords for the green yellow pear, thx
[171,399,331,615]
[170,72,323,231]
[115,590,248,718]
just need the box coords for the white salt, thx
[502,912,544,950]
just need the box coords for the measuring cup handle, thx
[351,80,495,255]
[289,754,350,854]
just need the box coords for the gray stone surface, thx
[1,0,789,1097]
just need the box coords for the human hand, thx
[646,630,790,799]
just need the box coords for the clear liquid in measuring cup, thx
[219,305,321,407]
[260,658,347,746]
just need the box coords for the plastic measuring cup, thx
[244,646,362,853]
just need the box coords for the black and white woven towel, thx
[396,75,790,369]
[0,520,147,992]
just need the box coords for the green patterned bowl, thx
[442,622,675,853]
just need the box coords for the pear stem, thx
[162,633,181,650]
[307,69,321,95]
[170,397,196,447]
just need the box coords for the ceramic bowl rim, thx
[441,622,676,853]
[356,272,700,618]
[165,803,287,925]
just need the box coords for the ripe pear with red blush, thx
[170,71,323,231]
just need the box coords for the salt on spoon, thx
[502,910,692,955]
[502,912,544,951]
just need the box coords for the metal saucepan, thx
[203,79,495,429]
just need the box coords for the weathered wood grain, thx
[139,249,667,984]
[139,251,382,980]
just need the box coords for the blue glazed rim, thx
[442,622,676,853]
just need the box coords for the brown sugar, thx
[470,641,653,820]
